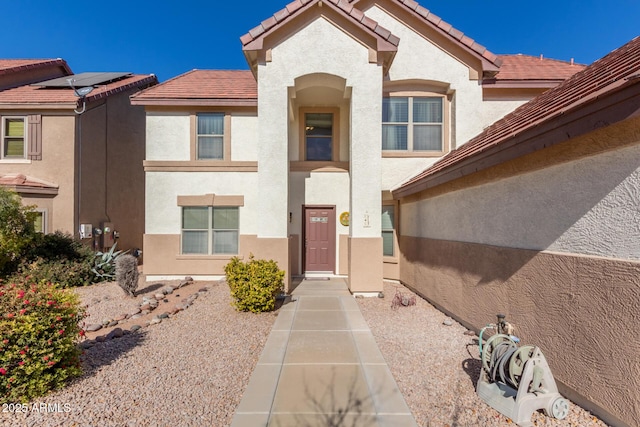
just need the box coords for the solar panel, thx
[32,72,132,88]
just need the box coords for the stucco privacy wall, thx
[401,142,640,260]
[365,5,529,147]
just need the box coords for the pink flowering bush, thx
[0,278,85,403]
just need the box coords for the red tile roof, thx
[240,0,400,49]
[0,74,157,106]
[491,55,586,82]
[350,0,503,70]
[0,174,58,194]
[395,36,640,197]
[130,70,257,106]
[0,59,72,75]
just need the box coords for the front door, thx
[304,206,336,273]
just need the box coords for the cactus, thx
[115,254,139,297]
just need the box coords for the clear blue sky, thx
[3,0,639,82]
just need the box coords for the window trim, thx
[190,112,231,161]
[32,209,48,234]
[298,107,340,162]
[1,116,27,160]
[382,92,450,158]
[180,206,240,255]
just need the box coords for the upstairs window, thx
[305,113,333,161]
[197,113,224,160]
[2,117,26,159]
[382,97,443,152]
[181,206,239,255]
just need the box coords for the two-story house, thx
[0,59,157,252]
[132,0,582,292]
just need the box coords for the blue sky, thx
[3,0,639,82]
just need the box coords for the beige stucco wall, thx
[0,114,76,234]
[146,113,190,161]
[231,113,258,161]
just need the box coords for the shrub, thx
[0,188,36,278]
[225,255,285,313]
[0,278,85,403]
[115,254,138,297]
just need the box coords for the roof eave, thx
[130,98,258,107]
[483,79,566,89]
[393,79,640,199]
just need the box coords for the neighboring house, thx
[0,59,157,252]
[393,37,640,427]
[133,0,582,291]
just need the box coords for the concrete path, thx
[231,278,417,427]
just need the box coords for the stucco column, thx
[348,76,383,293]
[256,63,290,286]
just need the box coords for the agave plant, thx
[91,243,127,282]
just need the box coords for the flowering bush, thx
[0,278,85,403]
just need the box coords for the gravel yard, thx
[357,281,609,427]
[1,279,610,427]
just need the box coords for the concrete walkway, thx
[231,278,417,427]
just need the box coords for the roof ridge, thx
[240,0,400,48]
[497,53,586,66]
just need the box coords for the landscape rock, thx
[154,293,165,300]
[158,312,170,319]
[106,328,124,340]
[86,324,103,332]
[160,285,174,295]
[115,314,127,321]
[95,335,106,343]
[443,319,453,326]
[108,320,119,327]
[130,325,142,332]
[150,317,162,325]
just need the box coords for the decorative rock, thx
[106,328,124,340]
[198,287,209,292]
[115,314,127,321]
[86,324,103,332]
[184,276,193,282]
[443,319,453,326]
[154,293,165,300]
[102,319,111,326]
[176,303,189,311]
[160,285,174,295]
[131,314,142,319]
[163,299,169,303]
[178,280,189,288]
[149,317,162,325]
[140,304,151,312]
[108,320,119,327]
[95,335,106,343]
[80,341,95,349]
[158,312,170,319]
[141,310,150,315]
[130,325,142,332]
[464,330,476,336]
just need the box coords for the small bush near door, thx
[225,255,284,313]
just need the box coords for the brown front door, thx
[304,206,336,273]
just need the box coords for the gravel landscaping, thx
[357,281,609,427]
[1,279,610,426]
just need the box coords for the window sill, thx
[176,254,242,261]
[143,160,257,172]
[383,256,399,264]
[0,159,31,164]
[382,152,446,158]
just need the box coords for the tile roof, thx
[240,0,400,49]
[350,0,503,69]
[491,54,586,82]
[130,70,257,106]
[0,74,157,106]
[395,36,640,196]
[0,59,72,75]
[0,173,58,193]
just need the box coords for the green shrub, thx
[0,188,36,278]
[225,255,285,313]
[0,278,85,403]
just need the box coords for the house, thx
[0,59,157,252]
[393,36,640,427]
[132,0,582,292]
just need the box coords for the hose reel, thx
[476,318,570,427]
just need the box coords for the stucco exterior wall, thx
[401,142,640,260]
[145,113,190,161]
[382,157,439,190]
[365,6,529,147]
[231,113,258,161]
[0,114,76,234]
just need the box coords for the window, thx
[305,113,333,161]
[181,206,239,255]
[382,205,395,257]
[32,210,47,234]
[2,117,26,159]
[382,97,443,152]
[197,113,224,160]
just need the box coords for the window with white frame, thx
[181,206,239,254]
[2,117,26,159]
[382,97,443,151]
[382,205,395,257]
[32,209,47,234]
[196,113,224,160]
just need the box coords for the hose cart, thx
[476,315,570,427]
